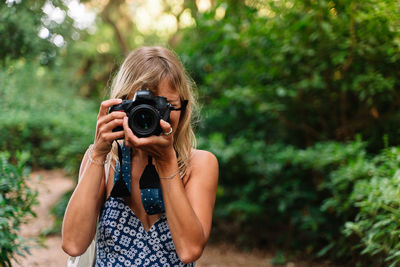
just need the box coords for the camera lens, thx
[129,104,160,137]
[134,110,154,130]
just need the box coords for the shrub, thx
[201,135,368,251]
[0,152,37,266]
[202,132,400,265]
[176,0,400,264]
[343,147,400,266]
[177,0,400,150]
[0,60,98,174]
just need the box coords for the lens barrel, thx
[129,104,160,137]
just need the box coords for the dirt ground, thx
[11,170,333,267]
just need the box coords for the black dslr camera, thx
[109,90,172,138]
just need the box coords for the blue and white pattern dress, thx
[95,143,195,266]
[95,197,195,267]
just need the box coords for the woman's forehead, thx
[156,79,180,100]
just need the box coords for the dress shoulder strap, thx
[104,153,112,185]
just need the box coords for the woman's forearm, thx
[62,98,125,256]
[157,157,206,263]
[61,152,106,256]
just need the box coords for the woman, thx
[62,46,219,266]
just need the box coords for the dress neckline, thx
[109,196,166,233]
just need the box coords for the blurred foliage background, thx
[1,0,400,265]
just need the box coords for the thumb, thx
[160,119,172,133]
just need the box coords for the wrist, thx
[155,148,177,170]
[88,144,109,165]
[92,150,107,160]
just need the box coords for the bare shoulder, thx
[184,149,218,186]
[190,149,218,170]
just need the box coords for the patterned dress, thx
[95,196,195,267]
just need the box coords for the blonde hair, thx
[109,46,197,177]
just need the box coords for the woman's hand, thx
[122,116,176,164]
[93,99,126,159]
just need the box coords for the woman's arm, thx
[157,149,218,264]
[122,117,219,263]
[61,149,107,256]
[62,99,125,256]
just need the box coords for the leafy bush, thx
[0,60,98,173]
[343,147,400,266]
[176,0,400,264]
[201,135,365,247]
[0,152,37,267]
[202,134,400,264]
[0,0,55,63]
[178,0,400,149]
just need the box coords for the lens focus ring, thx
[129,104,160,137]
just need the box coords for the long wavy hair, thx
[108,46,198,177]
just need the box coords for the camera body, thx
[109,90,172,138]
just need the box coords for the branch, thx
[275,111,322,141]
[101,13,130,55]
[342,2,356,75]
[99,0,130,55]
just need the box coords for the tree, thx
[0,0,76,65]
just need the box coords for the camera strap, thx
[110,141,165,215]
[110,141,131,198]
[139,156,165,215]
[139,156,160,188]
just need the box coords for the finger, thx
[98,99,123,117]
[96,130,124,145]
[125,139,131,147]
[98,111,126,127]
[123,116,137,143]
[101,131,125,141]
[122,117,156,147]
[160,120,172,135]
[132,132,171,150]
[102,119,125,132]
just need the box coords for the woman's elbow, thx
[179,244,204,264]
[62,239,85,257]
